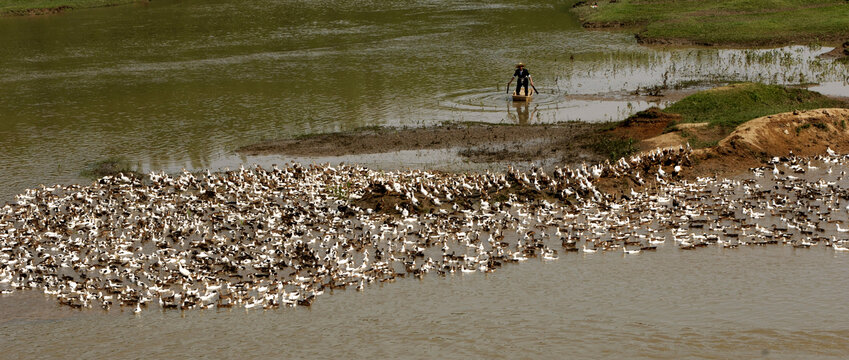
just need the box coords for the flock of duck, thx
[1,145,848,312]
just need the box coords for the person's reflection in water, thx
[508,101,538,125]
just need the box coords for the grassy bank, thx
[664,83,848,129]
[572,0,849,46]
[0,0,137,16]
[614,82,849,149]
[603,83,849,151]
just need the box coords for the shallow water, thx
[3,245,848,359]
[1,0,847,201]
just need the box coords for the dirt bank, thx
[239,122,616,166]
[820,40,849,60]
[605,107,682,150]
[693,108,849,174]
[238,108,849,185]
[624,108,849,178]
[585,108,849,196]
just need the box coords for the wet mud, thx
[239,122,614,166]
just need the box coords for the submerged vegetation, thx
[0,0,137,15]
[81,156,138,179]
[572,0,849,46]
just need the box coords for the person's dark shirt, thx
[513,68,530,79]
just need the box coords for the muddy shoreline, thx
[239,122,617,168]
[238,108,849,184]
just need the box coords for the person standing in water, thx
[507,62,537,96]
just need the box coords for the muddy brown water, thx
[1,0,848,202]
[2,0,849,357]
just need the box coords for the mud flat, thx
[239,122,618,168]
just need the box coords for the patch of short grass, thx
[573,0,849,46]
[663,83,848,131]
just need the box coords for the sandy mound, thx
[640,122,708,151]
[687,108,849,176]
[714,108,849,156]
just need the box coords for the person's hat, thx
[516,62,525,68]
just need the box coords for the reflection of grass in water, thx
[665,82,849,131]
[570,50,654,63]
[81,156,138,179]
[560,45,846,94]
[294,125,385,139]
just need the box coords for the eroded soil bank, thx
[240,108,849,184]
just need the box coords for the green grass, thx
[573,0,849,46]
[0,0,137,15]
[663,82,848,130]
